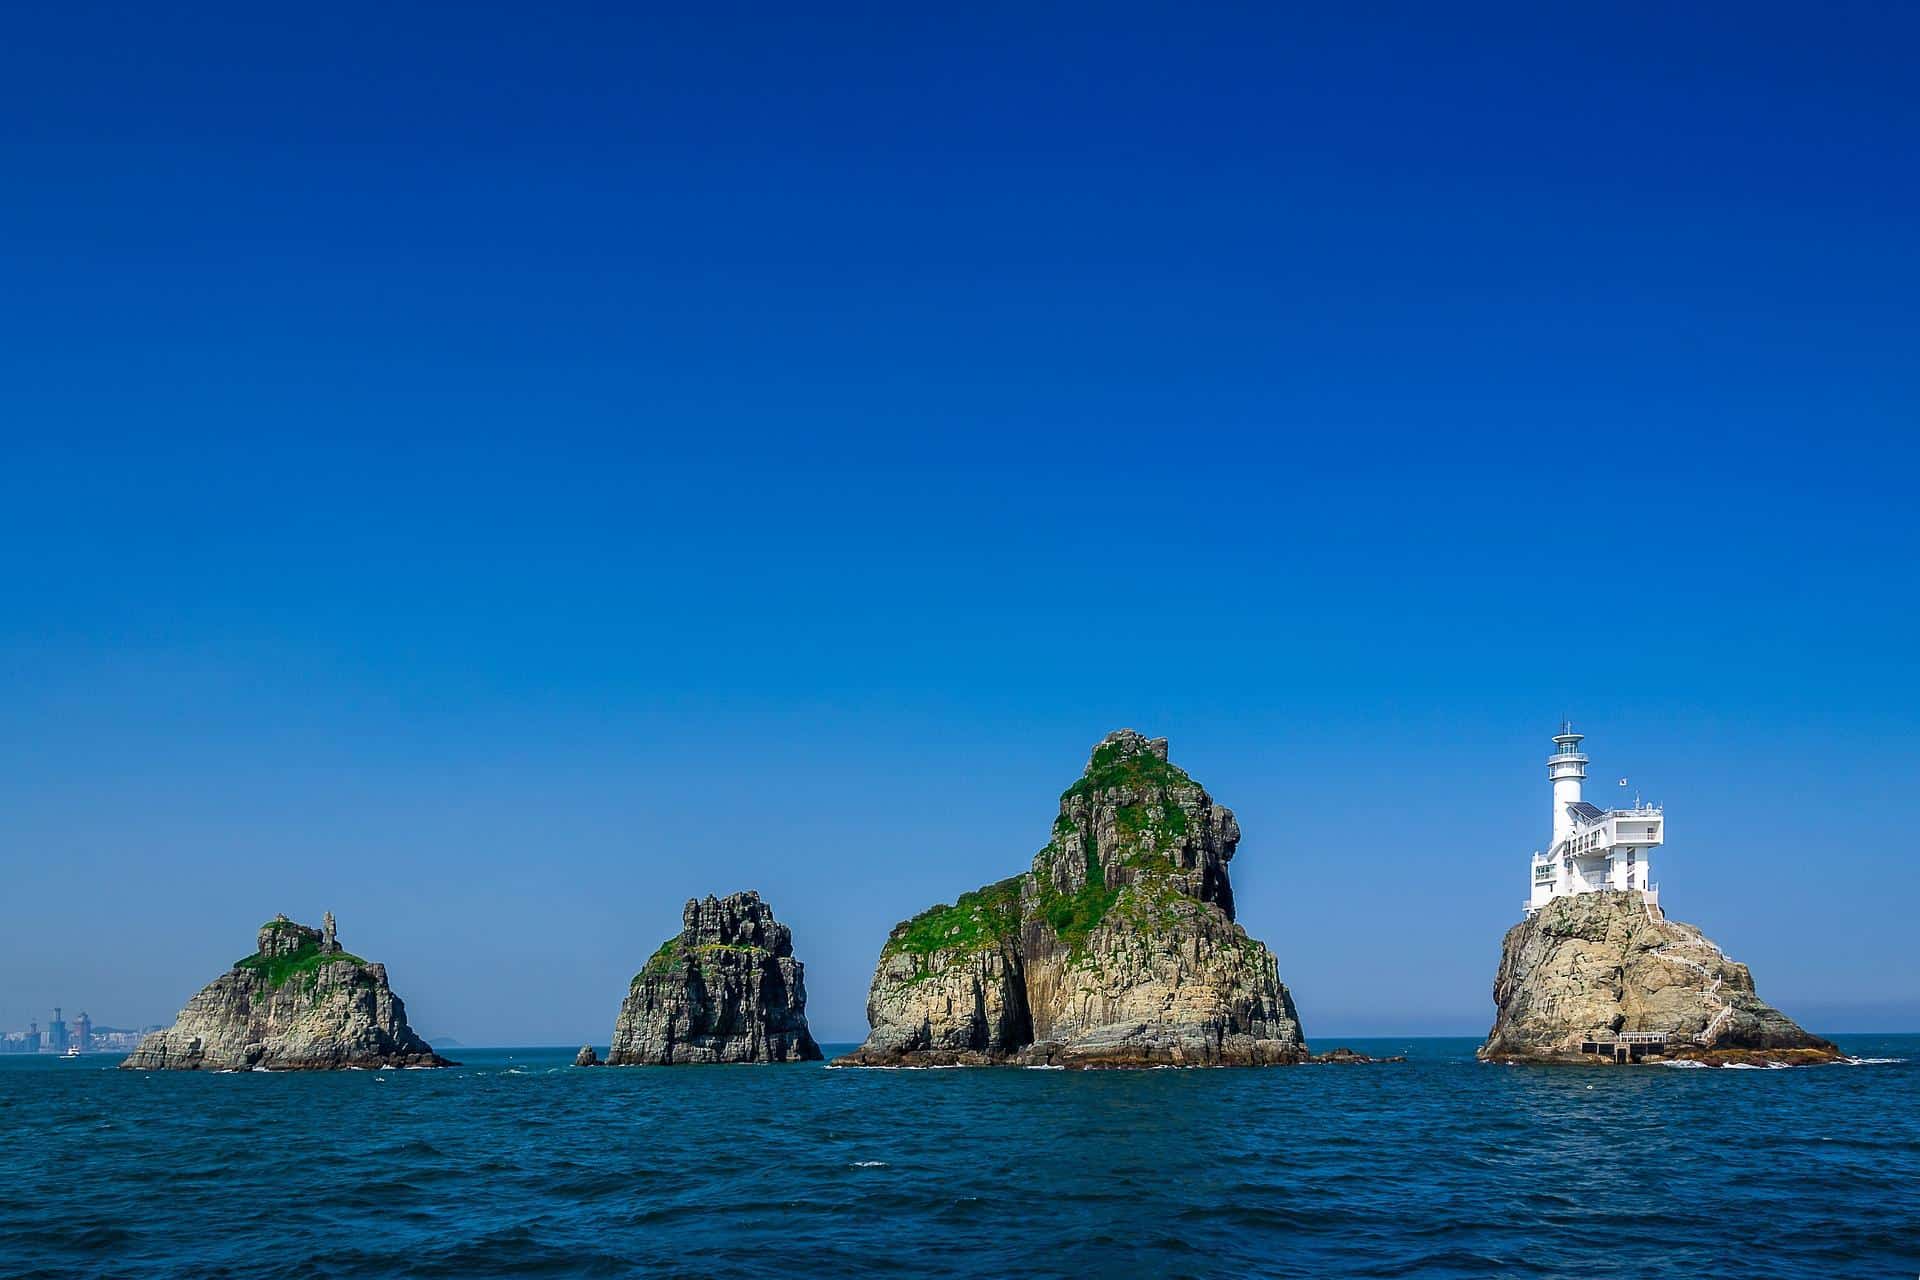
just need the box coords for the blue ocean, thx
[3,1037,1915,1278]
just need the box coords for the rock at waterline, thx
[606,891,822,1065]
[836,729,1309,1068]
[1478,891,1839,1066]
[121,914,451,1071]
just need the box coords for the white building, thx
[1526,724,1663,916]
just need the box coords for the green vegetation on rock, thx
[641,937,683,975]
[640,937,770,979]
[234,942,366,990]
[1038,878,1120,953]
[1061,741,1194,802]
[889,876,1024,957]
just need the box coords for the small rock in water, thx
[573,1045,602,1067]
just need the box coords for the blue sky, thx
[2,3,1915,1043]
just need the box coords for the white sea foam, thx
[850,1160,888,1168]
[1839,1056,1906,1066]
[1657,1059,1709,1069]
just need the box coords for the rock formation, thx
[1478,891,1840,1066]
[573,1045,602,1067]
[121,914,450,1071]
[836,730,1309,1068]
[606,891,822,1065]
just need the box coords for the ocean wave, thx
[13,1038,1916,1279]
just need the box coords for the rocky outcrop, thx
[1478,891,1840,1066]
[121,914,450,1071]
[837,730,1308,1068]
[573,1045,602,1067]
[606,891,822,1065]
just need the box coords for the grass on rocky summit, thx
[234,941,366,989]
[1060,740,1195,803]
[889,876,1024,957]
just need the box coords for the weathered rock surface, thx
[837,730,1308,1068]
[1310,1047,1405,1064]
[121,914,450,1071]
[607,891,822,1065]
[573,1045,602,1067]
[1478,891,1840,1066]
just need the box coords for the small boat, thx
[61,1046,81,1059]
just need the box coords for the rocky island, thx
[836,729,1310,1068]
[1479,891,1840,1066]
[121,913,450,1071]
[605,891,822,1064]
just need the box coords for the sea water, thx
[2,1036,1915,1278]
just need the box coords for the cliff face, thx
[121,915,449,1071]
[839,730,1307,1068]
[607,891,822,1065]
[1479,891,1840,1065]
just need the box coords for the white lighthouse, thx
[1525,723,1664,916]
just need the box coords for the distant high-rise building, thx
[47,1008,68,1055]
[77,1011,93,1053]
[26,1020,41,1055]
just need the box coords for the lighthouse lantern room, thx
[1525,724,1663,916]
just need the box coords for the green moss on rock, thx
[1061,741,1193,802]
[888,876,1024,957]
[234,942,367,989]
[641,936,683,975]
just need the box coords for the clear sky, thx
[3,3,1915,1044]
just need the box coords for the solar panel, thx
[1567,801,1606,822]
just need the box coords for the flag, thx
[1618,778,1628,786]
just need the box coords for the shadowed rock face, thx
[1478,891,1840,1066]
[120,915,449,1071]
[837,730,1308,1068]
[606,891,822,1065]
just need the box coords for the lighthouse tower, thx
[1547,723,1588,849]
[1525,724,1665,916]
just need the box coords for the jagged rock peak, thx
[681,890,792,956]
[606,891,822,1065]
[1478,891,1840,1066]
[1087,728,1169,767]
[121,912,449,1071]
